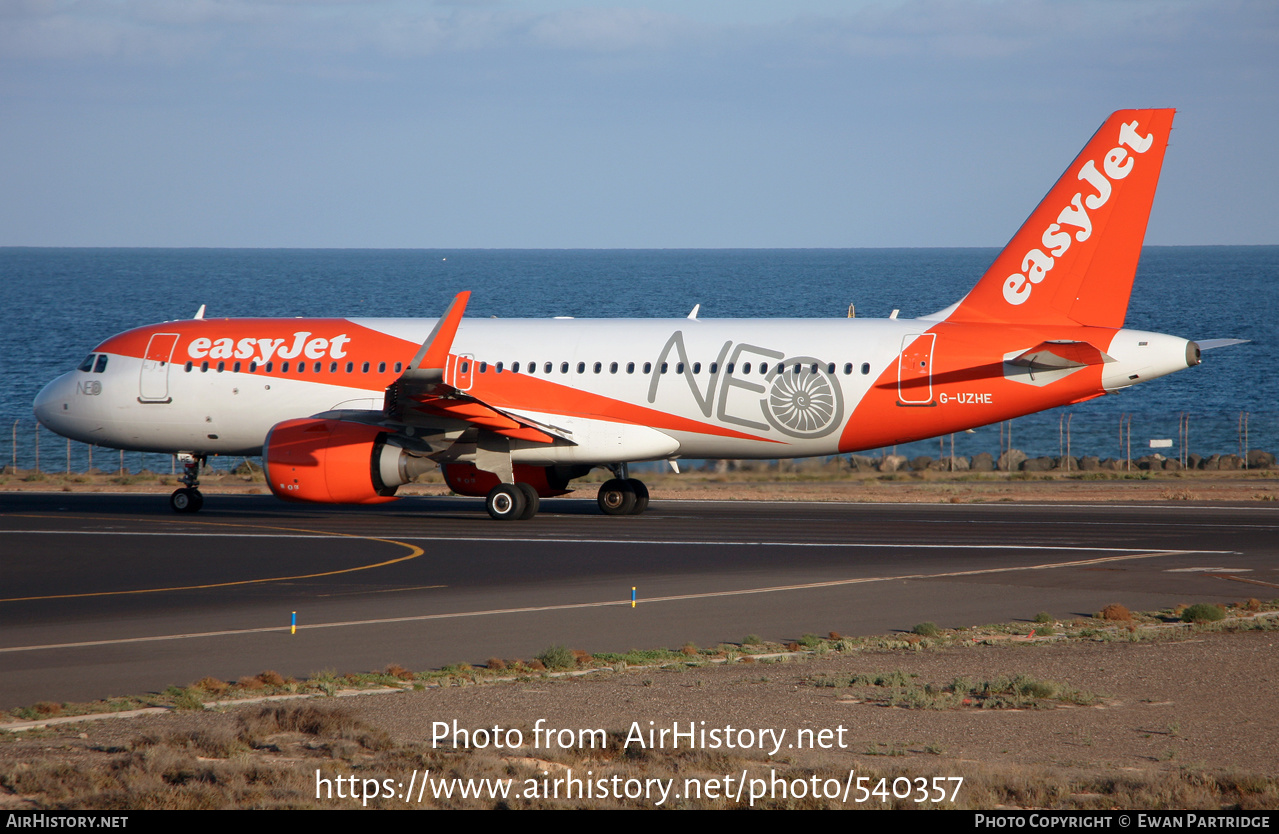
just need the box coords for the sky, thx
[1,0,1276,248]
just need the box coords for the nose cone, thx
[33,374,68,429]
[33,372,92,441]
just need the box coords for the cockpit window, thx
[93,355,109,373]
[78,354,95,372]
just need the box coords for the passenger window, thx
[313,362,321,373]
[811,363,819,374]
[676,363,684,374]
[250,361,258,372]
[626,362,635,374]
[266,362,274,373]
[185,362,193,373]
[742,362,751,374]
[496,362,504,373]
[362,362,370,373]
[844,363,853,375]
[861,363,870,375]
[330,362,338,373]
[692,362,700,374]
[609,362,618,373]
[545,362,553,374]
[395,362,402,373]
[561,362,569,373]
[217,362,226,373]
[512,362,520,373]
[577,362,585,374]
[710,362,718,374]
[378,362,386,373]
[460,361,470,374]
[297,363,305,374]
[282,362,290,372]
[78,354,95,372]
[479,362,488,373]
[345,362,353,373]
[593,362,602,374]
[94,355,108,373]
[201,361,210,372]
[759,363,768,374]
[643,362,652,374]
[826,363,835,374]
[661,362,668,374]
[234,361,242,373]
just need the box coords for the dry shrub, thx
[528,660,545,671]
[680,644,698,656]
[384,664,413,681]
[1239,598,1263,612]
[487,657,507,671]
[237,676,265,691]
[1098,603,1132,621]
[193,677,229,696]
[258,670,286,687]
[242,704,391,751]
[786,642,801,652]
[33,702,62,717]
[740,656,756,664]
[571,649,592,665]
[828,631,843,640]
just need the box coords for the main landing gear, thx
[485,482,540,521]
[170,453,206,514]
[482,464,650,520]
[597,463,649,517]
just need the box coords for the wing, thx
[383,291,573,446]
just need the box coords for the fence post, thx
[34,423,39,473]
[1066,413,1073,471]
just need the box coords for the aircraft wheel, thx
[515,482,540,520]
[170,488,203,514]
[626,479,649,514]
[486,484,527,521]
[597,479,636,516]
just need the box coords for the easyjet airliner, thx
[33,109,1231,520]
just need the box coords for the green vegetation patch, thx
[809,670,1097,710]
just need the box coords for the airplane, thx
[33,108,1229,520]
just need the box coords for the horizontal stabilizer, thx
[1195,338,1249,351]
[1010,340,1115,370]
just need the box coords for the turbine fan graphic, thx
[764,359,842,438]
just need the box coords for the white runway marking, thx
[0,549,1213,654]
[0,529,1239,553]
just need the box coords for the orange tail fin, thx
[945,109,1175,328]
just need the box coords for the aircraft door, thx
[452,353,475,391]
[138,333,180,403]
[897,333,936,405]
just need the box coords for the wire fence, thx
[5,412,1274,475]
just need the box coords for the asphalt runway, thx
[1,492,1276,709]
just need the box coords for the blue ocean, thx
[1,247,1274,472]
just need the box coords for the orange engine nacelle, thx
[441,463,575,498]
[264,418,430,504]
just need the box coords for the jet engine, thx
[263,417,432,504]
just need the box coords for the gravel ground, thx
[3,626,1277,809]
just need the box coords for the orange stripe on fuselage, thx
[838,321,1111,453]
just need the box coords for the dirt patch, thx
[3,624,1277,809]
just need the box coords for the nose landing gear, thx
[170,453,207,513]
